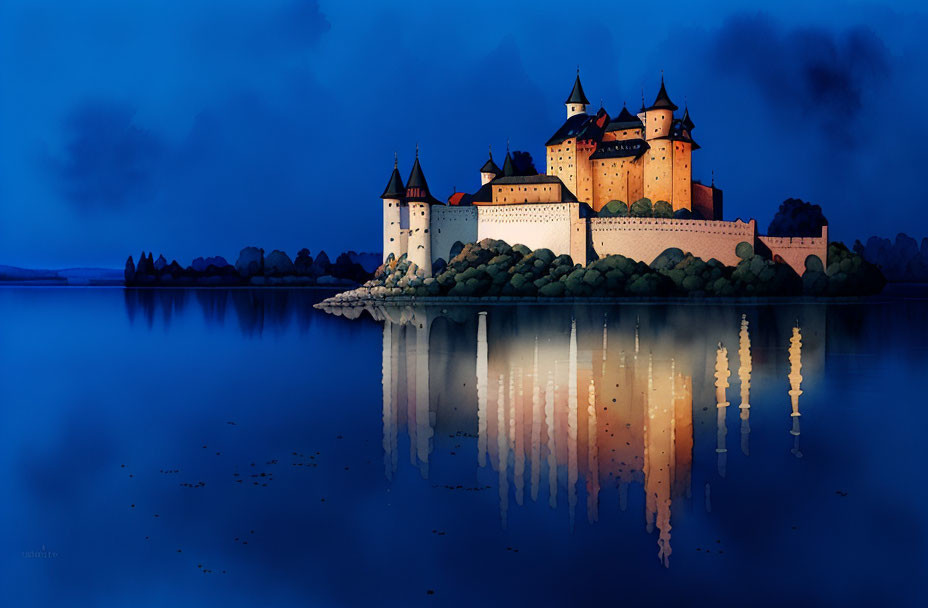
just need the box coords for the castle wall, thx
[491,183,561,204]
[476,203,578,257]
[757,226,828,276]
[591,157,644,211]
[576,141,596,204]
[692,183,722,220]
[430,206,478,262]
[643,141,673,204]
[672,143,692,211]
[547,139,578,196]
[570,218,588,266]
[589,218,757,267]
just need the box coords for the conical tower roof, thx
[501,149,516,177]
[682,107,695,131]
[480,148,501,174]
[380,154,405,199]
[646,76,678,112]
[405,148,432,202]
[565,71,590,105]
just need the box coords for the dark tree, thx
[311,251,331,276]
[767,198,828,237]
[295,248,314,276]
[512,151,537,176]
[124,256,135,283]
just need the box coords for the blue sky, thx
[1,0,926,268]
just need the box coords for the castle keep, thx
[381,74,826,276]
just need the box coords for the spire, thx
[405,149,432,202]
[502,145,516,178]
[565,68,590,105]
[480,145,501,174]
[682,106,695,131]
[380,153,405,199]
[647,74,678,111]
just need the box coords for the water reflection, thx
[316,302,826,568]
[123,288,338,335]
[789,325,804,459]
[739,315,752,456]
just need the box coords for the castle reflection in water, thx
[326,302,821,568]
[123,289,828,568]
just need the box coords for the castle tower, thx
[501,146,517,178]
[480,147,501,185]
[565,70,589,118]
[643,76,680,207]
[380,154,405,263]
[405,148,434,277]
[671,105,696,211]
[644,76,677,140]
[681,107,695,133]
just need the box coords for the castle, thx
[380,73,827,276]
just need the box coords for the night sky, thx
[1,0,926,268]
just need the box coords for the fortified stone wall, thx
[672,143,692,211]
[591,157,644,211]
[757,226,828,276]
[589,218,757,267]
[643,141,673,205]
[430,206,478,263]
[476,203,578,257]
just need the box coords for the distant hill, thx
[0,265,122,285]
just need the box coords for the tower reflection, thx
[339,303,824,568]
[789,325,804,459]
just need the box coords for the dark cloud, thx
[50,101,163,210]
[709,13,890,144]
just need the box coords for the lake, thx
[2,286,926,606]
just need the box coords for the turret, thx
[565,70,589,118]
[644,75,678,139]
[406,147,433,277]
[681,106,695,134]
[501,146,517,178]
[480,147,501,186]
[380,154,405,263]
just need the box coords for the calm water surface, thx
[2,287,927,606]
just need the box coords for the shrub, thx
[630,198,653,218]
[356,238,882,300]
[804,255,824,273]
[735,242,754,260]
[599,200,629,217]
[653,200,673,218]
[650,248,685,271]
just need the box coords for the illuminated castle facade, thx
[546,72,714,216]
[381,74,827,276]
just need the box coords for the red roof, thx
[448,192,466,206]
